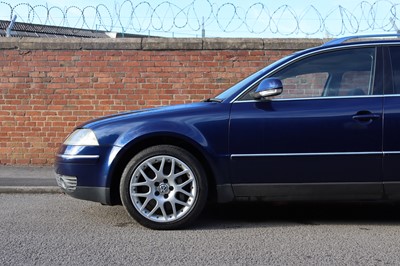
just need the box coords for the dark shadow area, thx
[194,201,400,230]
[79,199,400,230]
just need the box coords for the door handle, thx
[352,111,380,123]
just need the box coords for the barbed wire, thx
[1,0,399,37]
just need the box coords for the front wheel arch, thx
[109,135,217,205]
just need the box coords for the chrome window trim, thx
[384,151,400,155]
[57,154,100,160]
[231,151,383,158]
[234,94,382,103]
[231,43,382,104]
[383,94,400,97]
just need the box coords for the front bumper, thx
[55,173,110,203]
[55,174,77,192]
[54,145,121,205]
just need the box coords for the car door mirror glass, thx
[251,78,283,99]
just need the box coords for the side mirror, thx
[251,78,283,100]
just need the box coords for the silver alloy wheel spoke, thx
[147,201,159,217]
[169,158,176,177]
[173,198,191,207]
[140,197,152,211]
[173,169,189,179]
[129,155,198,223]
[159,157,166,174]
[140,169,152,182]
[131,181,151,188]
[159,204,168,220]
[146,162,158,176]
[132,192,150,197]
[171,201,178,218]
[176,178,193,188]
[177,188,194,198]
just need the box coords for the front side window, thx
[280,72,328,98]
[240,47,376,100]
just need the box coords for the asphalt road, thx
[2,194,400,265]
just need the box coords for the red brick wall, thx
[0,38,323,165]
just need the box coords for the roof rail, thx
[323,34,400,46]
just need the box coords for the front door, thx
[229,47,383,200]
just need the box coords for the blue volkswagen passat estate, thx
[55,35,400,229]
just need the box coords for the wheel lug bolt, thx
[163,179,168,183]
[155,191,160,196]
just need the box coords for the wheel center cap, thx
[157,183,170,195]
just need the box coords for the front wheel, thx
[120,145,208,230]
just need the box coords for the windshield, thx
[214,68,268,100]
[213,53,297,101]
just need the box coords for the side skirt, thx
[65,186,111,205]
[383,182,400,200]
[232,182,383,201]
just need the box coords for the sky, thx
[0,0,398,38]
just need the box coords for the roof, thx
[322,34,400,47]
[0,20,149,38]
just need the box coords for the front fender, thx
[110,112,231,185]
[115,121,207,149]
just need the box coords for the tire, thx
[120,145,208,230]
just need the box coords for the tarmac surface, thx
[0,165,59,193]
[4,166,400,265]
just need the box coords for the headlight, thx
[63,129,99,146]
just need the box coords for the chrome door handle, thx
[352,111,380,123]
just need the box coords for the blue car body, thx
[55,35,400,228]
[56,102,233,204]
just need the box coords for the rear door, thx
[383,46,400,199]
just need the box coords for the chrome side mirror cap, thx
[251,78,283,100]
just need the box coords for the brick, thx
[0,38,318,165]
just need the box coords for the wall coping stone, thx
[0,37,326,51]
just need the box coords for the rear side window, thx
[389,46,400,94]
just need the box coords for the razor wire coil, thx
[1,0,400,37]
